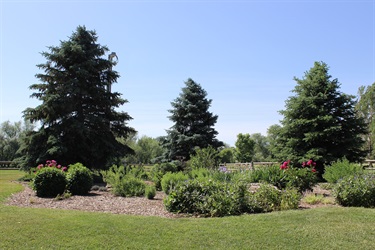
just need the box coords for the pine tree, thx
[17,26,135,170]
[163,78,223,161]
[276,62,366,173]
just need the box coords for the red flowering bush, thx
[279,160,318,192]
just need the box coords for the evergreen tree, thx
[276,62,366,173]
[17,26,135,170]
[163,78,223,161]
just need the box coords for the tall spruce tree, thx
[17,26,135,170]
[163,78,223,161]
[275,61,366,173]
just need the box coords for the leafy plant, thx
[323,158,363,183]
[189,146,219,170]
[66,163,93,195]
[145,184,156,199]
[32,167,67,197]
[161,172,189,194]
[114,176,146,197]
[333,173,375,207]
[150,162,178,190]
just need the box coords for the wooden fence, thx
[0,161,19,169]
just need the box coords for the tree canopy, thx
[17,26,135,170]
[274,61,366,172]
[162,78,223,161]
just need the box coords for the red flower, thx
[312,168,317,173]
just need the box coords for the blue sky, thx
[1,0,374,146]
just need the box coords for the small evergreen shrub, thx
[33,167,67,197]
[161,172,189,194]
[251,184,281,212]
[280,188,301,210]
[333,173,375,207]
[145,185,156,199]
[66,163,93,195]
[323,158,363,183]
[188,167,211,180]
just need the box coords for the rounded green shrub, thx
[66,163,93,195]
[285,167,318,192]
[33,167,67,197]
[114,176,146,197]
[145,185,156,199]
[333,173,375,207]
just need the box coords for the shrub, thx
[323,158,363,183]
[164,179,250,217]
[249,165,287,189]
[114,176,146,197]
[150,162,178,190]
[333,173,375,207]
[32,167,67,197]
[280,188,301,210]
[161,172,189,194]
[189,146,219,170]
[188,167,211,180]
[251,184,281,212]
[66,163,93,195]
[285,167,318,192]
[145,184,156,199]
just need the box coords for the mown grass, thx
[1,170,375,249]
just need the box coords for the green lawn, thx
[1,170,375,249]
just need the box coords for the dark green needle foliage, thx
[16,26,135,170]
[163,78,223,161]
[274,62,366,173]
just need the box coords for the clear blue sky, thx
[1,0,374,146]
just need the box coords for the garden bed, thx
[5,182,339,217]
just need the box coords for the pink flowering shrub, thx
[37,160,68,172]
[279,159,318,192]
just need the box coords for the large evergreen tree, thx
[275,62,366,173]
[17,26,135,170]
[163,78,223,161]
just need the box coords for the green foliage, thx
[66,163,93,195]
[150,162,178,190]
[114,176,146,197]
[249,165,287,189]
[189,146,219,169]
[188,167,211,180]
[323,158,363,183]
[218,147,235,163]
[163,78,223,161]
[235,133,255,162]
[333,173,375,207]
[356,83,375,157]
[32,167,67,197]
[164,179,250,217]
[280,188,302,210]
[17,26,135,170]
[251,184,281,212]
[145,184,156,199]
[284,167,318,193]
[125,135,163,164]
[161,172,189,194]
[250,133,271,162]
[274,61,366,173]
